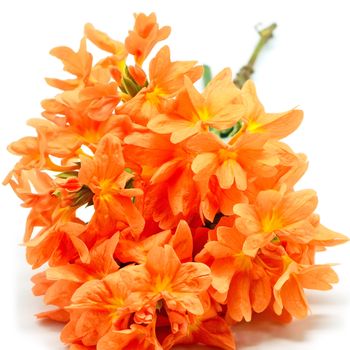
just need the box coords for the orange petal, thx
[85,23,126,57]
[146,245,181,280]
[258,109,303,139]
[234,204,261,235]
[170,220,193,262]
[210,257,235,294]
[251,274,271,313]
[298,265,338,290]
[195,315,236,350]
[280,274,308,319]
[46,265,90,283]
[242,232,275,257]
[279,189,318,225]
[312,224,349,246]
[173,262,212,294]
[192,152,217,174]
[227,274,252,322]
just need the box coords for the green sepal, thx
[56,171,79,179]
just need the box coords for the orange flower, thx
[5,169,58,241]
[26,213,89,268]
[124,131,201,229]
[32,272,80,323]
[273,256,338,319]
[84,23,128,88]
[46,35,125,122]
[188,131,279,191]
[125,12,171,66]
[234,188,318,257]
[116,219,193,264]
[84,23,127,60]
[76,83,121,121]
[251,141,308,192]
[46,38,92,91]
[62,269,140,347]
[197,225,271,322]
[240,80,304,139]
[119,45,202,125]
[195,174,248,222]
[122,245,211,315]
[79,134,145,236]
[148,68,245,143]
[46,233,119,283]
[41,95,135,152]
[162,294,236,350]
[116,229,171,264]
[5,119,82,178]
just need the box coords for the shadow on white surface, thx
[13,248,66,349]
[234,313,339,348]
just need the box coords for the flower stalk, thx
[234,23,277,88]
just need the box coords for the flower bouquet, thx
[5,12,348,350]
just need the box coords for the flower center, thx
[197,108,210,122]
[146,86,164,105]
[153,275,173,293]
[247,120,263,133]
[218,149,237,162]
[261,212,283,233]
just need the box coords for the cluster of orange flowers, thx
[6,13,348,350]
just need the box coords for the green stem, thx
[234,23,277,88]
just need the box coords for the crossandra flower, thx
[61,269,141,347]
[148,69,245,143]
[196,224,271,322]
[240,80,304,139]
[78,133,145,237]
[125,12,171,66]
[120,245,212,315]
[119,45,202,125]
[234,187,319,257]
[5,11,348,350]
[272,256,339,319]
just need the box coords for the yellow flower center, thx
[100,178,113,192]
[197,107,210,122]
[114,297,125,308]
[98,178,121,202]
[108,297,125,322]
[146,86,164,105]
[83,130,100,144]
[247,120,263,133]
[153,275,173,293]
[261,212,283,233]
[218,149,237,162]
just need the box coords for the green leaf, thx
[203,64,212,87]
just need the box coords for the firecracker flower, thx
[5,12,348,350]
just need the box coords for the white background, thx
[0,0,349,349]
